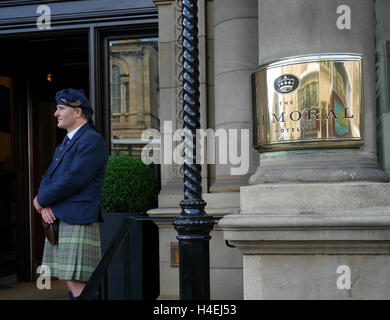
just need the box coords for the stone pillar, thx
[375,0,390,175]
[155,0,192,204]
[210,0,259,192]
[220,0,390,299]
[149,0,243,300]
[155,0,208,206]
[250,0,388,184]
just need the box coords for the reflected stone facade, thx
[110,40,160,158]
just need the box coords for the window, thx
[109,38,160,159]
[111,64,121,113]
[125,81,129,113]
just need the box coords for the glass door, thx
[99,34,161,299]
[108,38,160,158]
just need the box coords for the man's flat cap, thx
[55,88,93,117]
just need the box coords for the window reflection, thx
[109,39,160,158]
[111,64,121,113]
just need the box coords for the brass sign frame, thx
[251,54,364,152]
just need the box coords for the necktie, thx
[60,135,70,150]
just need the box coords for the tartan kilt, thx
[42,220,101,282]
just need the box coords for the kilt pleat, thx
[42,220,101,282]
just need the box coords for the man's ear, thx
[75,107,83,118]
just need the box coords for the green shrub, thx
[101,155,158,213]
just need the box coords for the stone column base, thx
[219,182,390,299]
[148,192,243,300]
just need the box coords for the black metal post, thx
[173,0,215,300]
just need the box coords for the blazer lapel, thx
[48,123,90,176]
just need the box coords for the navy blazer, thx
[37,123,108,224]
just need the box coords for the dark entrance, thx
[0,75,16,280]
[0,32,89,281]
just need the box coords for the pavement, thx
[0,275,69,300]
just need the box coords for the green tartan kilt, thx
[42,220,101,282]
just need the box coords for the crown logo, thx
[274,74,299,94]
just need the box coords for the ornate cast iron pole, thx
[173,0,215,300]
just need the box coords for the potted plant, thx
[100,155,159,300]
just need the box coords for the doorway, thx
[0,76,16,280]
[0,32,89,281]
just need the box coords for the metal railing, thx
[79,215,223,300]
[79,215,174,300]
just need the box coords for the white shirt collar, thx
[67,123,86,140]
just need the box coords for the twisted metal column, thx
[173,0,215,300]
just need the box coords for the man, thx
[33,88,108,300]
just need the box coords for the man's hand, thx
[41,207,56,224]
[33,196,43,214]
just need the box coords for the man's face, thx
[54,105,80,130]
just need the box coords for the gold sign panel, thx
[251,54,363,152]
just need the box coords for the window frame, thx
[96,26,158,152]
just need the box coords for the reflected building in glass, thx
[109,39,160,158]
